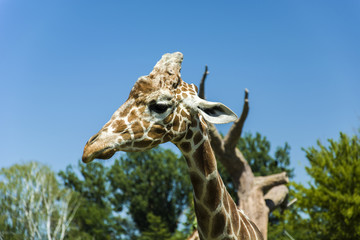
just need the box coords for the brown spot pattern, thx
[148,125,165,139]
[223,193,231,213]
[173,115,180,131]
[199,120,207,134]
[193,145,206,176]
[185,129,193,139]
[211,210,226,238]
[131,122,143,139]
[226,218,232,235]
[129,78,154,97]
[180,142,191,152]
[138,106,145,113]
[112,119,127,133]
[192,141,217,177]
[202,141,216,173]
[194,202,210,238]
[120,104,131,117]
[229,200,238,224]
[189,172,203,199]
[120,141,133,148]
[239,220,248,239]
[150,140,161,147]
[204,177,221,211]
[181,109,190,119]
[230,205,240,233]
[193,132,203,146]
[191,118,198,128]
[142,120,150,129]
[184,156,191,167]
[172,132,186,143]
[222,237,232,240]
[250,221,263,239]
[120,130,131,141]
[162,132,172,142]
[163,113,173,124]
[179,120,187,132]
[133,139,153,148]
[128,109,138,123]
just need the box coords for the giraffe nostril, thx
[89,133,99,144]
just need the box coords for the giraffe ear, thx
[196,99,238,124]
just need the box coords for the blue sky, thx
[1,1,359,184]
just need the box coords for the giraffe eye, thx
[149,102,171,114]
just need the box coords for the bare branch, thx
[264,184,289,212]
[286,198,297,208]
[0,162,80,240]
[198,65,209,99]
[284,230,296,240]
[255,172,289,193]
[224,89,250,150]
[187,229,200,240]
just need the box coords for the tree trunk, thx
[188,67,289,240]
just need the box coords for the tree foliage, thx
[58,161,125,240]
[238,132,293,178]
[138,213,171,240]
[0,162,80,240]
[107,147,192,234]
[59,147,192,239]
[293,132,360,240]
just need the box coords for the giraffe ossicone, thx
[82,52,263,240]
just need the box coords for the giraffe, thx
[82,52,264,240]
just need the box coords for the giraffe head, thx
[82,52,237,163]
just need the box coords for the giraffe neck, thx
[176,117,263,240]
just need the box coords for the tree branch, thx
[187,229,200,240]
[223,89,250,150]
[198,65,209,99]
[255,172,289,193]
[264,184,289,213]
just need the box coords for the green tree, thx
[138,213,171,240]
[238,132,293,177]
[0,162,80,240]
[107,147,192,235]
[59,161,125,240]
[293,132,360,240]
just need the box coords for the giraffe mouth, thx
[82,145,117,163]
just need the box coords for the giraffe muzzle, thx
[82,133,117,163]
[82,145,117,163]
